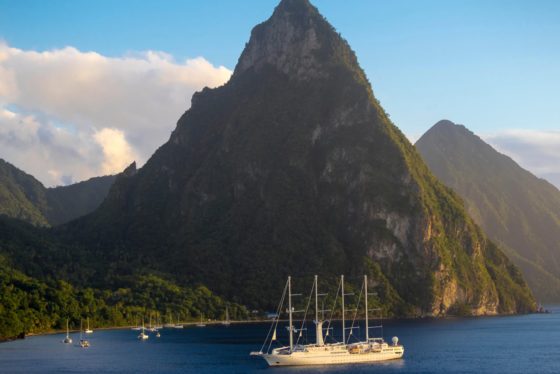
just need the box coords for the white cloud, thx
[483,129,560,189]
[0,42,232,186]
[94,128,138,175]
[0,107,104,186]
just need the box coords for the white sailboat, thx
[164,314,175,328]
[221,306,231,326]
[85,317,93,334]
[131,316,142,330]
[137,319,149,340]
[148,314,157,332]
[155,312,163,329]
[173,313,184,329]
[250,275,404,366]
[196,314,206,327]
[63,318,72,344]
[79,319,90,348]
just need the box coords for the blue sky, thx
[0,0,559,187]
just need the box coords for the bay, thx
[1,307,559,373]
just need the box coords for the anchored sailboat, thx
[79,319,90,348]
[173,313,184,329]
[63,318,72,344]
[222,306,231,326]
[155,312,163,329]
[164,314,174,328]
[196,314,206,327]
[131,315,142,330]
[138,319,149,340]
[148,314,157,332]
[250,275,404,366]
[85,317,93,334]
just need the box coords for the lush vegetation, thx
[416,120,560,301]
[0,256,248,341]
[0,158,115,227]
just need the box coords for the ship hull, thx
[261,346,404,367]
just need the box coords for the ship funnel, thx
[315,320,324,346]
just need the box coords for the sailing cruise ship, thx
[250,275,404,366]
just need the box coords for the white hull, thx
[260,343,404,367]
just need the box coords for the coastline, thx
[4,309,547,344]
[6,319,278,343]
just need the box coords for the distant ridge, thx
[0,158,116,226]
[416,120,560,301]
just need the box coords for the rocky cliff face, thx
[68,0,535,315]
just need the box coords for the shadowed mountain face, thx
[416,120,560,302]
[0,158,116,226]
[65,0,534,315]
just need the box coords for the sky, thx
[0,0,559,188]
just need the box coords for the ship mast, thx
[364,275,369,342]
[341,275,345,344]
[288,275,293,352]
[314,275,318,328]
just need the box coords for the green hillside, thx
[416,120,560,301]
[0,158,115,226]
[0,216,248,341]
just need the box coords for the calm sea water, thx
[1,307,559,373]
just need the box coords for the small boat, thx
[148,314,157,332]
[164,314,175,328]
[85,317,93,334]
[196,315,206,328]
[63,318,72,344]
[173,313,184,329]
[221,306,231,326]
[250,275,404,367]
[78,319,90,348]
[131,316,142,330]
[138,319,149,340]
[155,312,163,329]
[155,313,162,337]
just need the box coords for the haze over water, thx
[1,307,559,373]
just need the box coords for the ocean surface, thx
[1,307,559,373]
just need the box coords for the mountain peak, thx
[274,0,316,15]
[425,119,476,139]
[233,0,352,80]
[122,161,137,177]
[433,119,456,128]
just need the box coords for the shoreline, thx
[6,309,550,343]
[20,319,279,341]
